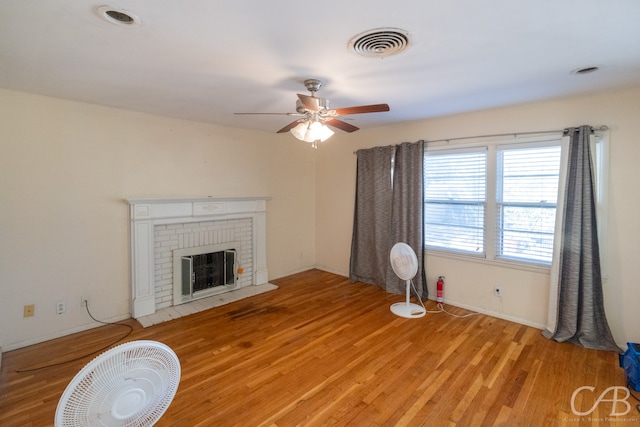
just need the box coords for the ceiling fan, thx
[235,79,390,146]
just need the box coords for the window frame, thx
[494,141,562,264]
[424,134,564,271]
[424,146,488,258]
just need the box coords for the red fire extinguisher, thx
[436,276,444,304]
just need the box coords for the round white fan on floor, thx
[55,340,181,427]
[389,242,426,318]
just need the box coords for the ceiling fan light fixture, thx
[311,121,334,141]
[290,120,334,148]
[289,121,309,140]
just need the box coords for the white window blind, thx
[424,148,487,255]
[496,144,561,263]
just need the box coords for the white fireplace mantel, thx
[127,197,270,318]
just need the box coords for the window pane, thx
[425,202,484,253]
[497,145,560,263]
[502,175,559,203]
[500,206,556,261]
[424,149,486,255]
[425,151,486,201]
[499,146,561,203]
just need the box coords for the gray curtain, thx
[349,146,394,286]
[543,125,620,351]
[350,141,426,298]
[386,142,427,298]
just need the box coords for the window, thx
[424,148,486,255]
[496,144,561,263]
[424,137,562,266]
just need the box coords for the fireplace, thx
[173,243,240,305]
[127,197,269,318]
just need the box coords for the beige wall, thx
[2,84,638,351]
[316,84,640,347]
[0,89,316,350]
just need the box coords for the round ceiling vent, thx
[349,28,410,58]
[571,66,600,75]
[97,5,141,27]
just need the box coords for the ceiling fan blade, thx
[297,94,320,112]
[332,103,390,116]
[276,120,303,134]
[325,118,360,133]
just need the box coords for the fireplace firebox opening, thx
[173,242,241,305]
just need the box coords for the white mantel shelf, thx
[127,196,271,205]
[127,196,271,318]
[127,196,271,220]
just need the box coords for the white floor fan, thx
[389,242,426,319]
[55,340,181,427]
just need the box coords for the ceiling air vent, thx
[97,5,141,27]
[571,66,600,75]
[349,28,410,58]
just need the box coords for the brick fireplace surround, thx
[127,197,269,318]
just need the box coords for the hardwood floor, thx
[1,270,635,426]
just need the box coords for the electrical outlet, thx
[56,301,66,314]
[494,287,502,297]
[24,304,35,317]
[81,295,89,308]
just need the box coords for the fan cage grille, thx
[55,340,180,427]
[390,242,419,280]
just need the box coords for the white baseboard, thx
[2,314,131,352]
[313,265,349,277]
[310,267,545,330]
[429,297,546,330]
[274,265,322,279]
[311,268,545,329]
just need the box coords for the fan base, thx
[390,302,426,319]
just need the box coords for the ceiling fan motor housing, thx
[304,79,322,93]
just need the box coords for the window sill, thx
[425,249,552,274]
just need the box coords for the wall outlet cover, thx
[23,304,35,317]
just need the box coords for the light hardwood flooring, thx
[1,269,636,426]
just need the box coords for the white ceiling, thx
[1,1,639,134]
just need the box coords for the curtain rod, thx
[423,125,608,145]
[353,125,608,154]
